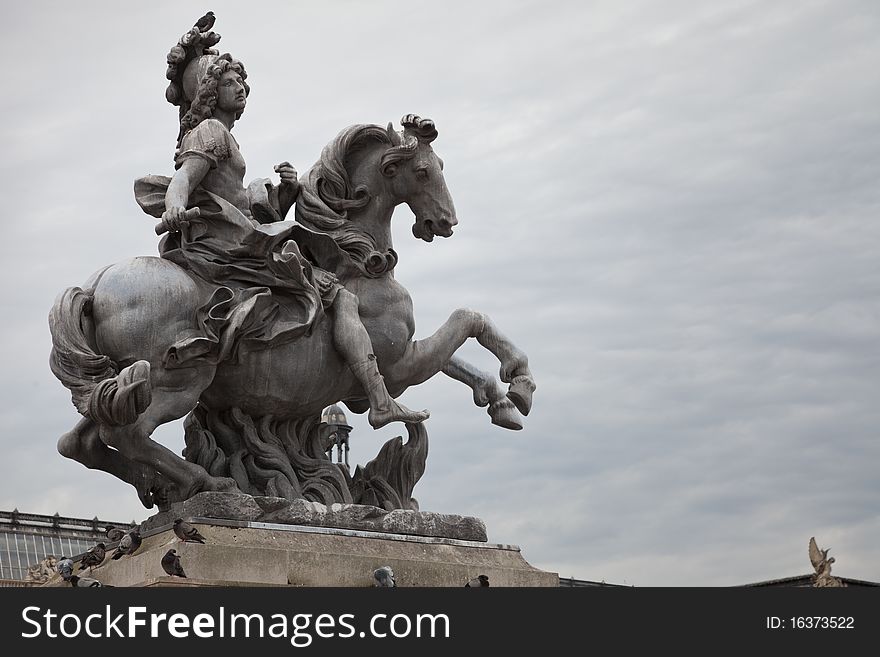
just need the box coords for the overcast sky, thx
[1,0,877,586]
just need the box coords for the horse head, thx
[295,115,458,277]
[382,114,457,243]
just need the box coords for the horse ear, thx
[386,122,401,146]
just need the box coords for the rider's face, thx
[217,70,246,114]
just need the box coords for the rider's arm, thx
[163,118,231,232]
[162,157,211,231]
[275,161,300,220]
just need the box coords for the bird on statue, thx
[808,536,843,586]
[173,518,207,543]
[105,525,126,543]
[193,11,215,32]
[809,536,834,574]
[111,529,142,559]
[162,549,187,578]
[373,566,396,587]
[69,575,103,587]
[465,574,490,587]
[79,543,106,571]
[56,556,74,581]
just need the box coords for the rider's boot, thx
[350,355,430,429]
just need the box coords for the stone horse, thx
[49,116,535,509]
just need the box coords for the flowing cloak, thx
[134,119,347,368]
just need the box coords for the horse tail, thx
[49,286,152,426]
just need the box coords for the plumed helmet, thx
[164,19,222,109]
[181,54,220,104]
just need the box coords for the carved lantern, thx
[321,404,352,469]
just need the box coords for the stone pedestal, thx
[44,518,557,587]
[141,492,489,543]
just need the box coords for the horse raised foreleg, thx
[59,417,183,509]
[471,313,535,416]
[385,308,535,418]
[443,356,523,430]
[98,365,238,501]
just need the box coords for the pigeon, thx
[193,11,216,32]
[161,549,187,578]
[79,543,106,570]
[173,518,206,543]
[69,575,103,587]
[105,525,126,543]
[56,556,74,581]
[373,566,396,587]
[111,529,142,560]
[465,574,490,587]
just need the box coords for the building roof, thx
[559,576,631,587]
[0,509,133,534]
[1,508,136,581]
[321,403,351,428]
[739,573,880,587]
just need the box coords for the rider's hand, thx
[161,206,188,233]
[275,162,299,190]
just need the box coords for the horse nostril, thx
[436,216,456,235]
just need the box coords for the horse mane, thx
[295,122,422,276]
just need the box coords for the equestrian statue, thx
[49,15,535,513]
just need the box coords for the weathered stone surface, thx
[42,523,557,587]
[259,498,487,542]
[141,491,262,531]
[252,496,292,514]
[142,492,488,541]
[381,509,487,542]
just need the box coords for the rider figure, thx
[136,27,427,430]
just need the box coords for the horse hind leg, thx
[58,417,181,509]
[98,364,238,501]
[52,264,236,502]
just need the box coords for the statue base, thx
[142,491,488,542]
[43,517,558,587]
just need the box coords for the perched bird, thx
[809,537,835,575]
[161,549,187,578]
[193,11,216,32]
[373,566,396,587]
[79,543,106,570]
[173,518,206,543]
[69,575,103,587]
[111,529,142,560]
[465,574,490,587]
[809,536,843,587]
[56,556,74,581]
[105,525,126,543]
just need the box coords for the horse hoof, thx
[489,398,523,431]
[138,489,155,510]
[471,387,490,408]
[207,476,239,493]
[507,375,535,416]
[187,475,239,498]
[137,472,183,510]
